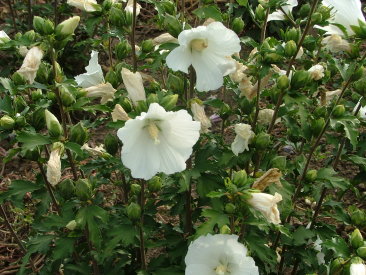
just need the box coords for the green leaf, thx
[196,209,229,236]
[292,226,315,246]
[53,238,75,260]
[348,155,366,171]
[317,167,349,190]
[0,94,13,115]
[236,0,248,5]
[65,142,85,157]
[0,78,15,94]
[193,5,223,21]
[330,116,359,150]
[0,180,42,204]
[17,132,51,150]
[323,237,350,258]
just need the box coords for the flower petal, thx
[75,51,104,88]
[166,45,192,74]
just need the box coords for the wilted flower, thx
[166,22,241,91]
[121,68,146,105]
[268,0,298,21]
[117,103,200,180]
[67,0,99,12]
[322,89,342,105]
[46,145,63,187]
[315,0,365,36]
[112,104,130,122]
[185,234,259,275]
[308,64,325,80]
[190,101,211,133]
[125,0,141,15]
[84,83,116,104]
[247,192,282,224]
[231,123,255,156]
[350,263,366,275]
[17,46,43,84]
[75,51,116,103]
[252,168,282,191]
[258,109,280,125]
[322,34,350,53]
[81,143,107,157]
[152,33,178,46]
[230,61,248,83]
[0,30,10,43]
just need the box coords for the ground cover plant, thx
[1,0,366,274]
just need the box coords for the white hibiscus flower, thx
[166,22,241,92]
[75,51,116,103]
[117,103,200,180]
[247,192,282,224]
[315,0,365,36]
[185,234,259,275]
[231,124,255,156]
[268,0,298,21]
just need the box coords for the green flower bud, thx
[285,28,300,43]
[161,0,176,15]
[127,202,141,220]
[232,170,247,187]
[239,97,254,114]
[55,16,80,39]
[263,53,282,64]
[147,93,159,105]
[57,179,76,199]
[329,258,344,275]
[135,100,148,113]
[255,4,266,21]
[314,106,327,118]
[15,115,26,128]
[12,72,26,85]
[66,220,77,230]
[291,70,310,90]
[311,118,325,137]
[102,0,113,10]
[69,122,89,145]
[357,247,366,259]
[148,176,162,192]
[0,115,15,130]
[351,229,364,249]
[220,225,231,234]
[305,169,318,182]
[31,108,46,130]
[254,132,271,150]
[311,12,322,25]
[351,209,366,226]
[225,203,236,214]
[109,7,128,27]
[119,97,133,113]
[332,105,345,118]
[116,40,131,60]
[284,40,297,57]
[351,66,364,82]
[299,3,310,18]
[167,73,184,93]
[104,133,119,155]
[105,70,119,88]
[59,87,76,107]
[14,96,27,113]
[130,183,141,195]
[220,103,231,120]
[45,110,63,138]
[31,89,43,101]
[75,179,93,201]
[347,44,360,59]
[277,75,290,90]
[160,94,178,110]
[303,35,317,52]
[351,20,366,39]
[33,16,54,35]
[141,39,154,53]
[37,62,51,83]
[23,30,36,42]
[317,5,331,21]
[271,156,287,171]
[350,256,364,264]
[164,14,182,38]
[224,178,237,193]
[232,17,245,34]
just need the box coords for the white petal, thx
[205,22,241,56]
[231,257,260,275]
[166,45,192,74]
[75,51,104,88]
[231,136,247,156]
[185,264,213,275]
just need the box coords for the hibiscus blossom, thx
[166,22,240,92]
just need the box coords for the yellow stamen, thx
[215,264,228,275]
[190,39,208,52]
[147,121,160,144]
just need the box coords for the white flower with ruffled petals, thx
[17,46,43,84]
[231,124,255,156]
[308,64,325,81]
[248,192,282,224]
[268,0,298,21]
[166,22,241,92]
[322,34,351,53]
[350,263,366,275]
[117,103,200,180]
[185,234,259,275]
[315,0,365,36]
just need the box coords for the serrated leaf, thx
[347,155,366,171]
[323,237,350,258]
[236,0,248,6]
[317,167,350,190]
[17,132,51,150]
[330,116,359,150]
[0,94,13,115]
[193,5,223,21]
[293,226,315,246]
[53,238,75,260]
[0,180,42,204]
[196,209,229,236]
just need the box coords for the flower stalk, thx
[139,180,147,270]
[131,0,138,72]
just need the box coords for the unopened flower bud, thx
[116,40,131,59]
[263,53,282,64]
[161,0,175,15]
[284,40,297,57]
[220,225,231,234]
[351,209,366,226]
[357,247,366,259]
[160,94,178,110]
[164,14,182,38]
[351,229,364,249]
[351,66,365,82]
[105,70,119,88]
[104,133,119,155]
[15,115,26,128]
[305,169,318,182]
[167,73,184,93]
[314,106,327,118]
[15,96,27,112]
[148,176,162,192]
[33,16,54,35]
[351,20,366,39]
[121,68,146,106]
[127,202,141,220]
[32,108,46,130]
[225,203,236,214]
[329,258,344,275]
[299,3,310,18]
[69,122,89,145]
[119,97,133,113]
[219,103,231,120]
[60,87,76,107]
[232,170,247,187]
[130,183,141,195]
[232,17,245,34]
[109,6,128,27]
[75,179,93,201]
[255,4,265,21]
[12,72,26,85]
[66,220,77,230]
[147,93,159,105]
[285,28,300,43]
[32,89,43,101]
[45,109,63,138]
[57,179,76,199]
[277,75,289,90]
[311,12,322,25]
[254,132,271,150]
[311,118,325,137]
[332,105,345,118]
[0,115,15,130]
[141,39,154,53]
[291,70,310,90]
[55,16,80,38]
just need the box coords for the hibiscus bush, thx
[1,0,366,274]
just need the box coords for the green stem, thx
[139,180,147,270]
[131,0,138,73]
[278,6,297,28]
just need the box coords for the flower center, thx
[215,264,229,275]
[190,38,208,52]
[147,120,160,144]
